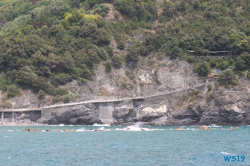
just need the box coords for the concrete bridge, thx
[0,83,207,121]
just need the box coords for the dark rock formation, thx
[35,90,250,126]
[38,104,102,125]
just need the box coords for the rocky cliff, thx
[4,58,250,126]
[35,87,250,126]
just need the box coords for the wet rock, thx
[35,128,42,132]
[177,126,185,130]
[70,129,76,132]
[199,126,211,130]
[230,126,239,130]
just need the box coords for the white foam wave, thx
[76,128,86,132]
[92,123,110,126]
[113,122,164,132]
[124,122,144,131]
[209,124,222,127]
[97,127,106,131]
[220,151,231,155]
[186,128,196,130]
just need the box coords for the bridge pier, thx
[12,112,14,121]
[1,112,3,121]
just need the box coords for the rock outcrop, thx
[35,89,250,126]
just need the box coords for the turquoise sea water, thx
[0,125,249,166]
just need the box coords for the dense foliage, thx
[0,0,250,98]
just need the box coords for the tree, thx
[194,62,211,77]
[69,0,81,8]
[217,70,237,88]
[126,47,139,62]
[111,55,123,68]
[234,54,250,71]
[104,62,112,73]
[0,76,6,91]
[7,84,20,98]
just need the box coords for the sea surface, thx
[0,124,249,166]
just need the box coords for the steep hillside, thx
[0,0,250,108]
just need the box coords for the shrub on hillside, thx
[193,62,211,77]
[38,90,46,99]
[7,85,20,98]
[104,62,112,73]
[217,70,237,88]
[111,55,123,68]
[2,100,12,108]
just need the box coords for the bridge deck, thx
[1,108,41,112]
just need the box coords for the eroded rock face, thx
[34,90,250,126]
[38,104,101,125]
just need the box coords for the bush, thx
[42,84,57,96]
[51,73,72,86]
[193,62,211,77]
[139,46,148,56]
[52,97,61,104]
[191,90,201,97]
[0,76,6,92]
[217,61,229,70]
[234,54,250,71]
[111,55,123,68]
[2,100,12,108]
[117,42,125,50]
[55,88,67,96]
[126,47,139,62]
[186,56,198,64]
[104,46,113,58]
[7,85,20,98]
[62,95,70,103]
[79,78,88,85]
[217,70,237,88]
[38,90,46,99]
[207,84,212,92]
[104,62,112,73]
[68,93,76,101]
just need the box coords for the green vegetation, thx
[38,90,46,99]
[104,62,112,73]
[193,62,211,77]
[111,55,123,68]
[0,0,250,98]
[207,84,212,92]
[217,70,237,88]
[7,84,20,98]
[2,100,12,108]
[0,76,6,92]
